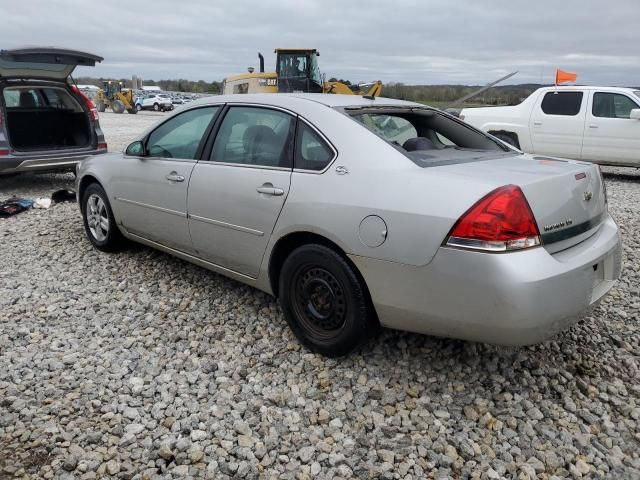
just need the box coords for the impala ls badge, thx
[583,191,593,202]
[544,218,573,232]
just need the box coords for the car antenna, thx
[443,71,518,110]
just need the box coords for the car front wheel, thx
[153,103,160,111]
[81,183,126,252]
[279,244,378,357]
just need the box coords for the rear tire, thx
[127,107,138,114]
[279,244,377,357]
[81,183,126,252]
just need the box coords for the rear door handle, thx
[533,121,543,126]
[257,184,284,196]
[165,172,185,182]
[588,124,599,129]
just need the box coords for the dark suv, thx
[0,48,107,175]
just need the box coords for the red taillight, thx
[446,185,541,252]
[71,86,99,122]
[0,149,9,156]
[97,142,108,151]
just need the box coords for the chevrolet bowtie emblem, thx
[584,191,593,202]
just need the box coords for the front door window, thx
[146,106,219,159]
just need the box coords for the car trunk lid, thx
[0,48,103,80]
[441,154,607,253]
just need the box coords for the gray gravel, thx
[0,112,639,479]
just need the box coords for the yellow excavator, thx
[223,49,382,97]
[95,81,137,114]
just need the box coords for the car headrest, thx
[243,125,278,152]
[402,137,435,152]
[19,91,37,108]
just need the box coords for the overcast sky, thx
[2,0,639,86]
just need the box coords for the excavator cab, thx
[102,81,121,98]
[275,49,323,94]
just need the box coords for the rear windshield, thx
[345,107,514,167]
[2,86,82,112]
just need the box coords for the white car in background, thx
[460,86,640,167]
[135,94,174,112]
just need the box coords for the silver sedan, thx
[76,93,622,357]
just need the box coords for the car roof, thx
[537,85,638,94]
[188,93,422,110]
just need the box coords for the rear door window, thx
[540,92,584,116]
[592,92,639,119]
[210,107,295,168]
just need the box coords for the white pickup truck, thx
[460,86,640,167]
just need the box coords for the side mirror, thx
[125,140,145,156]
[630,109,640,120]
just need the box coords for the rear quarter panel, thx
[265,103,503,268]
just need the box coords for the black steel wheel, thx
[292,266,347,337]
[279,244,377,357]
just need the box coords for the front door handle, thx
[166,172,185,182]
[533,121,543,126]
[588,124,599,129]
[257,183,284,196]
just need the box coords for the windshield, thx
[278,53,309,78]
[346,107,514,167]
[350,109,508,150]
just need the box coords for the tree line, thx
[382,83,544,106]
[74,77,222,94]
[73,76,543,105]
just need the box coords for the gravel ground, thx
[0,112,639,479]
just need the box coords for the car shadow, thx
[0,172,75,197]
[603,171,640,182]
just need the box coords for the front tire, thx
[136,103,142,112]
[153,103,160,111]
[112,100,125,114]
[81,183,126,252]
[279,244,377,357]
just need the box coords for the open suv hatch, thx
[0,47,107,175]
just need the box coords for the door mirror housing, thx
[630,109,640,120]
[125,140,146,156]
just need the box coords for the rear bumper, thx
[350,213,622,346]
[0,150,106,174]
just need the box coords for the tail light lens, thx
[445,185,541,252]
[71,86,99,122]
